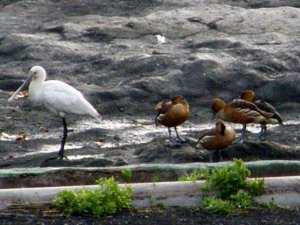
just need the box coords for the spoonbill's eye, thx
[32,71,38,79]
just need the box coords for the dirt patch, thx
[0,204,299,225]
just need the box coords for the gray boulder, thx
[0,0,299,168]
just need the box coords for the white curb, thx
[0,176,299,210]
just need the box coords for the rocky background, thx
[0,0,299,167]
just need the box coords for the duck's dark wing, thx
[229,99,273,118]
[254,100,283,124]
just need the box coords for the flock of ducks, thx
[8,66,282,162]
[155,91,283,162]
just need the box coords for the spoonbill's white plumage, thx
[8,66,101,159]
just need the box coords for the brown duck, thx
[212,98,273,142]
[155,95,189,147]
[240,90,283,140]
[196,121,236,162]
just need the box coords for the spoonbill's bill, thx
[8,66,101,159]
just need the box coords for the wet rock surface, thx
[0,0,299,169]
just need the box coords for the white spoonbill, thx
[8,66,101,160]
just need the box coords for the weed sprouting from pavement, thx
[201,159,266,214]
[120,169,133,183]
[179,159,266,215]
[54,177,132,217]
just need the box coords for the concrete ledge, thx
[1,160,300,188]
[0,176,299,210]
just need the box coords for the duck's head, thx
[211,98,226,113]
[240,90,255,102]
[215,120,226,135]
[171,95,187,104]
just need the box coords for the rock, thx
[0,0,299,169]
[112,158,128,166]
[83,158,114,167]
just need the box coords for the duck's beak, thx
[8,74,33,103]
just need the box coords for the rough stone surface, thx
[0,0,299,170]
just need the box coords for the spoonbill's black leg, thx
[58,117,68,160]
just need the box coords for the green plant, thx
[201,159,251,198]
[198,159,266,214]
[120,169,132,183]
[178,170,209,182]
[151,175,160,183]
[54,177,132,217]
[202,197,236,215]
[230,190,252,208]
[246,178,265,196]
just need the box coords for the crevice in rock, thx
[187,17,224,31]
